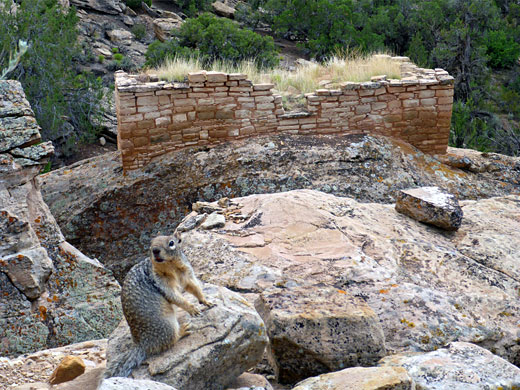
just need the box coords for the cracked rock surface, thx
[39,134,520,283]
[177,189,520,369]
[0,80,122,357]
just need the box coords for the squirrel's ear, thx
[173,231,182,243]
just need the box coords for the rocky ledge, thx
[177,189,520,373]
[0,80,122,357]
[39,134,520,283]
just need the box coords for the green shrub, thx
[125,0,151,10]
[485,30,520,69]
[145,14,278,68]
[111,47,119,54]
[131,24,146,40]
[113,53,124,61]
[145,39,199,68]
[0,0,106,156]
[98,54,105,63]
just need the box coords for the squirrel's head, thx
[150,234,184,269]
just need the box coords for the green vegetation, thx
[145,13,279,68]
[0,0,106,156]
[125,0,151,10]
[235,0,520,155]
[131,24,146,41]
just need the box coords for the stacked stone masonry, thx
[115,56,454,170]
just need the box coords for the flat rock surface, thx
[292,366,413,390]
[177,189,520,367]
[38,134,520,282]
[107,283,268,390]
[380,342,520,389]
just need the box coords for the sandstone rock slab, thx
[292,366,414,390]
[255,285,386,384]
[107,29,133,44]
[226,373,273,390]
[201,212,225,229]
[107,283,268,390]
[395,186,463,230]
[174,190,520,367]
[380,342,520,389]
[153,18,183,42]
[212,1,235,18]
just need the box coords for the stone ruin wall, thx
[115,56,455,170]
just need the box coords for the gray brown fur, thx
[106,234,210,377]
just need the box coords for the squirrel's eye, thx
[169,240,175,248]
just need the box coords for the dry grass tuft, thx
[147,51,401,96]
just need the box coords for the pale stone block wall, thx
[115,57,454,170]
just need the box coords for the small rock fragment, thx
[395,186,463,230]
[226,372,273,390]
[176,213,206,232]
[49,356,86,385]
[201,212,226,229]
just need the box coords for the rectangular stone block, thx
[156,117,171,127]
[355,104,371,114]
[188,72,207,83]
[420,98,436,106]
[253,83,275,91]
[136,96,159,106]
[121,113,143,123]
[173,113,187,123]
[435,89,454,97]
[206,71,228,82]
[174,98,196,106]
[402,99,419,108]
[198,111,215,120]
[438,97,453,105]
[418,90,435,98]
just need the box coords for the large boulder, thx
[39,134,520,283]
[380,342,520,389]
[255,285,386,383]
[175,189,520,368]
[0,80,122,356]
[106,283,268,390]
[292,366,414,390]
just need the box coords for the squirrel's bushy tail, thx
[104,346,146,378]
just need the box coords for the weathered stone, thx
[395,186,463,230]
[176,213,206,232]
[1,247,53,300]
[106,283,268,390]
[0,82,121,357]
[380,342,520,389]
[153,18,183,42]
[226,373,273,390]
[173,190,520,367]
[39,135,520,283]
[256,285,386,384]
[292,366,414,390]
[70,0,123,14]
[0,80,34,118]
[10,142,54,162]
[106,29,133,44]
[49,356,86,385]
[201,212,225,229]
[0,115,41,152]
[212,1,235,18]
[99,378,178,390]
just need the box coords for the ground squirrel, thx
[105,234,211,378]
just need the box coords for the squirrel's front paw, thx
[187,304,201,317]
[200,297,215,308]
